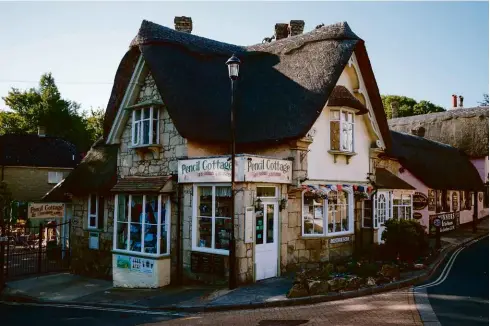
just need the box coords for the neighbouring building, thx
[43,17,480,289]
[1,128,79,224]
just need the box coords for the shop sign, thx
[428,189,436,211]
[429,212,459,235]
[330,236,350,244]
[413,212,423,220]
[413,192,428,211]
[116,255,154,274]
[178,155,293,184]
[28,203,64,219]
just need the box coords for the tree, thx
[479,93,489,106]
[0,73,103,152]
[381,95,445,119]
[85,107,105,143]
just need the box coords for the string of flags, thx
[300,184,373,197]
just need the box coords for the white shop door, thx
[255,202,279,281]
[375,192,390,243]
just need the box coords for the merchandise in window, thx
[87,194,105,229]
[194,185,232,253]
[393,194,412,220]
[114,194,170,255]
[131,106,159,146]
[330,109,354,152]
[302,189,353,236]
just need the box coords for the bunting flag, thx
[336,184,343,191]
[353,185,358,191]
[367,186,373,194]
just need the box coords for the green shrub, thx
[357,262,379,277]
[381,219,429,263]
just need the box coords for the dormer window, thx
[131,106,159,147]
[330,109,355,152]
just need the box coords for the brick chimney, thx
[289,20,305,36]
[459,95,464,108]
[390,101,399,119]
[38,126,46,137]
[275,23,289,40]
[451,94,458,109]
[174,16,192,33]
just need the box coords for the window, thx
[393,194,412,220]
[376,193,387,226]
[330,109,354,152]
[114,194,170,256]
[256,186,277,198]
[302,189,353,236]
[361,199,373,228]
[131,106,159,146]
[48,171,63,184]
[193,185,232,254]
[88,194,105,229]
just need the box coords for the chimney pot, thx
[38,126,46,137]
[390,101,399,119]
[174,16,192,33]
[452,94,457,108]
[459,95,464,108]
[274,23,289,40]
[289,20,305,36]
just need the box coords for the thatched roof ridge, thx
[42,138,118,201]
[388,106,489,157]
[388,130,484,191]
[103,20,391,149]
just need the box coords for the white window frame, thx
[113,194,171,257]
[329,108,355,153]
[192,184,232,256]
[392,192,413,220]
[301,188,354,237]
[361,198,373,228]
[373,192,390,229]
[131,106,159,147]
[256,186,278,199]
[87,194,99,229]
[48,171,63,184]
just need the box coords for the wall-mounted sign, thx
[429,212,460,235]
[413,192,428,211]
[116,255,154,275]
[28,203,64,219]
[452,192,459,211]
[413,212,423,220]
[244,206,254,244]
[178,155,293,184]
[330,236,350,244]
[433,217,442,228]
[428,189,436,212]
[89,232,99,250]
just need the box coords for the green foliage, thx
[0,73,104,152]
[479,93,489,106]
[382,95,445,119]
[381,219,429,263]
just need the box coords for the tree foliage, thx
[479,93,489,106]
[0,73,104,152]
[381,95,445,119]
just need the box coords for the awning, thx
[111,176,174,193]
[375,168,415,190]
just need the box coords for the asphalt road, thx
[0,302,183,326]
[426,236,489,325]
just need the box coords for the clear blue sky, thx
[0,1,488,112]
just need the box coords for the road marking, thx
[0,301,187,317]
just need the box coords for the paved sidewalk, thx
[1,217,487,312]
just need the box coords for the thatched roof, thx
[388,106,489,157]
[387,130,484,191]
[42,139,118,201]
[104,20,391,149]
[0,134,79,168]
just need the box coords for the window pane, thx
[198,187,212,217]
[256,211,264,244]
[330,110,340,120]
[116,222,128,250]
[152,118,158,144]
[347,112,354,122]
[266,205,274,243]
[303,195,323,235]
[330,121,340,150]
[363,200,372,228]
[97,196,105,229]
[196,217,212,248]
[257,187,276,197]
[153,107,158,119]
[342,111,349,121]
[215,218,231,250]
[146,196,158,224]
[340,204,348,232]
[342,121,353,152]
[117,194,128,222]
[143,120,150,144]
[90,194,97,215]
[129,195,143,252]
[144,224,158,254]
[143,107,150,119]
[134,110,141,121]
[133,122,140,144]
[160,197,168,254]
[89,216,96,228]
[216,186,232,217]
[116,194,128,250]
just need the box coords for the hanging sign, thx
[429,212,459,235]
[28,203,64,219]
[413,192,428,211]
[413,212,423,220]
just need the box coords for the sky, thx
[0,1,488,112]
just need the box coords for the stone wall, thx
[70,196,114,280]
[117,72,187,179]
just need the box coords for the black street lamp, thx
[226,54,240,290]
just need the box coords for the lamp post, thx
[226,54,240,290]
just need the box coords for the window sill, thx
[328,150,357,164]
[86,228,105,233]
[129,144,161,150]
[192,247,229,256]
[301,231,354,239]
[130,144,161,159]
[111,249,171,260]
